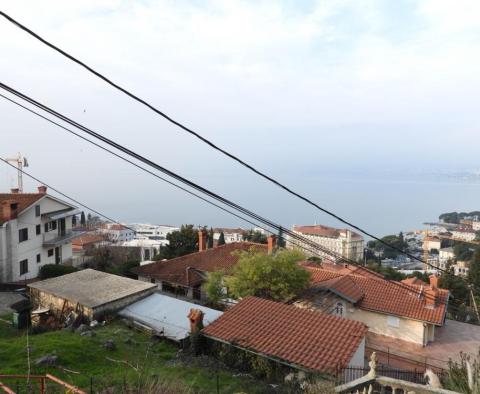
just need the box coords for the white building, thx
[0,186,79,282]
[129,223,179,240]
[213,227,244,244]
[451,228,476,242]
[453,260,470,277]
[437,247,454,270]
[98,223,135,242]
[289,224,364,261]
[118,238,168,261]
[472,221,480,231]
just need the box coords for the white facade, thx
[451,229,476,242]
[119,238,168,261]
[130,223,179,240]
[99,224,135,242]
[472,221,480,231]
[289,225,364,261]
[213,228,244,243]
[0,190,78,282]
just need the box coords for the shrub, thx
[38,264,78,279]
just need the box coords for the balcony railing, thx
[335,353,460,394]
[43,231,82,247]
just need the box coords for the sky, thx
[0,0,479,235]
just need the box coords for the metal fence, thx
[336,365,447,386]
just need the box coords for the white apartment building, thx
[213,227,244,243]
[451,228,476,242]
[118,238,169,261]
[472,221,480,231]
[0,186,79,282]
[129,223,179,240]
[98,223,135,242]
[289,224,364,261]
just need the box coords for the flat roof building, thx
[29,269,156,320]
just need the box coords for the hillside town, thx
[2,2,480,393]
[1,185,480,393]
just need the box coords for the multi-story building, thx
[213,227,244,244]
[451,228,476,242]
[129,223,179,240]
[289,224,364,261]
[98,223,135,242]
[0,186,79,282]
[472,221,480,231]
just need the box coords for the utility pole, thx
[5,153,28,192]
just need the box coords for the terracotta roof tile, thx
[305,267,448,325]
[132,242,267,286]
[0,193,44,224]
[202,296,367,374]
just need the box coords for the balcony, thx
[43,231,82,247]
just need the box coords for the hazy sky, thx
[0,1,479,234]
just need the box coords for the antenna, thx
[5,152,28,192]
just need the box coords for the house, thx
[294,262,449,346]
[202,296,368,374]
[0,186,80,282]
[212,227,244,244]
[453,260,470,277]
[289,225,364,261]
[129,223,179,240]
[132,230,269,300]
[29,269,156,321]
[451,228,476,242]
[423,236,441,252]
[119,293,223,342]
[98,223,135,242]
[472,221,480,231]
[71,234,108,254]
[117,238,168,261]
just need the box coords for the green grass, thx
[0,315,271,393]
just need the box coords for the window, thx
[19,259,28,275]
[335,302,345,317]
[387,316,400,328]
[18,228,28,243]
[35,205,40,217]
[48,249,54,257]
[36,224,41,235]
[36,254,41,263]
[44,221,57,233]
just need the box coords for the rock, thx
[35,353,58,366]
[75,324,90,334]
[103,339,116,351]
[81,330,96,337]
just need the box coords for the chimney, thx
[198,230,207,252]
[267,235,277,255]
[429,274,439,289]
[10,188,19,194]
[188,308,204,333]
[37,185,47,194]
[1,200,18,221]
[425,287,439,308]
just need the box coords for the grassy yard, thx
[0,315,273,393]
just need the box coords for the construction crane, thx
[423,229,430,271]
[5,153,28,192]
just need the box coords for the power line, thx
[0,158,134,232]
[0,85,458,306]
[0,10,453,270]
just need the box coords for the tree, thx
[468,248,480,292]
[203,270,226,303]
[80,211,86,226]
[369,234,408,259]
[242,230,267,244]
[217,232,225,246]
[208,228,214,249]
[157,225,198,259]
[72,214,77,227]
[439,262,469,304]
[277,227,286,248]
[226,249,310,302]
[453,242,474,261]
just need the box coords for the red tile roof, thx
[0,193,44,224]
[72,234,106,247]
[301,261,383,279]
[401,277,427,287]
[305,267,449,325]
[132,242,267,286]
[202,296,367,374]
[293,225,363,240]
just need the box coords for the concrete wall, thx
[348,337,366,367]
[347,308,426,345]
